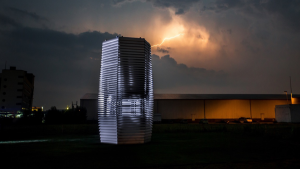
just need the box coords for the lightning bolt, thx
[151,34,183,47]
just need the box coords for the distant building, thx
[0,66,35,118]
[153,94,299,122]
[275,104,300,122]
[80,93,97,121]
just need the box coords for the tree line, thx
[44,106,87,124]
[0,106,87,125]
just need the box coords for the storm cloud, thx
[152,54,228,90]
[113,0,201,14]
[204,0,300,31]
[0,13,21,27]
[0,16,118,109]
[0,0,299,108]
[8,7,49,22]
[147,0,201,15]
[0,14,229,108]
[156,47,170,53]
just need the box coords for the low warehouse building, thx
[81,93,300,122]
[80,93,98,121]
[275,104,300,122]
[154,94,300,122]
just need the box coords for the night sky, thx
[0,0,299,109]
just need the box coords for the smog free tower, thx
[98,37,153,144]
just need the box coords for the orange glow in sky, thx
[151,34,184,47]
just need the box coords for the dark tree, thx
[45,106,63,124]
[63,107,87,124]
[17,109,42,125]
[31,109,44,124]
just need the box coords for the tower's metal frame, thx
[98,37,153,144]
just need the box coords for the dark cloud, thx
[112,0,136,6]
[0,25,118,109]
[262,0,300,32]
[152,54,228,90]
[0,14,21,27]
[112,0,200,14]
[112,0,126,5]
[8,7,49,22]
[175,8,185,15]
[146,0,201,15]
[0,0,299,103]
[156,47,169,53]
[0,21,229,107]
[3,27,119,53]
[215,0,242,11]
[0,6,51,29]
[208,0,300,32]
[0,22,229,107]
[201,6,216,11]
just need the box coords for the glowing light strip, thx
[151,34,183,47]
[0,140,49,144]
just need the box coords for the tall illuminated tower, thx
[98,36,153,144]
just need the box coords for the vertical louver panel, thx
[98,37,153,144]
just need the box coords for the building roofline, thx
[80,93,300,100]
[80,93,98,100]
[154,94,299,100]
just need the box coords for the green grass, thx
[1,124,300,168]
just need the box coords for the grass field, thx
[1,124,300,168]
